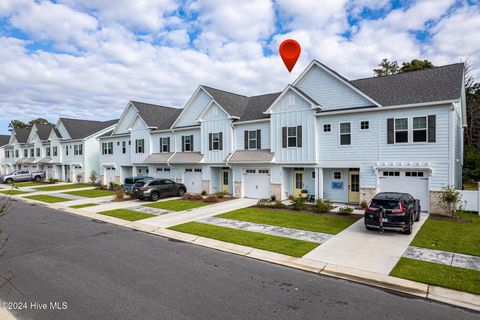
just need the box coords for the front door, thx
[293,171,304,197]
[348,171,360,203]
[221,170,229,193]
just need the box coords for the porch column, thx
[316,168,324,199]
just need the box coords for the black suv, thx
[364,192,420,234]
[132,178,187,201]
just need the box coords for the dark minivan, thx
[132,178,187,201]
[364,192,421,234]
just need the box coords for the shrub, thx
[291,197,307,210]
[438,185,465,217]
[338,206,354,214]
[272,201,287,209]
[270,195,276,201]
[182,193,203,201]
[257,199,287,209]
[360,200,368,209]
[257,199,269,207]
[204,195,219,203]
[287,195,295,201]
[315,198,334,213]
[89,170,98,184]
[114,186,125,201]
[201,190,207,196]
[214,192,225,198]
[76,174,83,183]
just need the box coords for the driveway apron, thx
[303,214,428,275]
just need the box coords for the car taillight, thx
[365,207,377,212]
[390,202,406,214]
[138,187,147,191]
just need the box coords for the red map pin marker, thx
[279,39,301,72]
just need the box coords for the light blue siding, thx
[454,103,462,189]
[151,132,174,153]
[234,121,271,150]
[174,128,201,152]
[296,64,373,110]
[114,104,138,134]
[201,104,233,163]
[130,116,151,164]
[175,89,211,127]
[323,168,348,202]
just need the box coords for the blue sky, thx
[0,0,479,135]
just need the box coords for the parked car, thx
[0,170,46,184]
[124,176,153,193]
[132,178,187,201]
[364,192,420,234]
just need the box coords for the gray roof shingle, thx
[36,124,55,141]
[60,118,118,140]
[350,63,464,106]
[130,101,182,130]
[0,135,10,147]
[13,127,31,143]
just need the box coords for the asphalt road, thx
[0,200,477,320]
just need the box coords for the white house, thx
[0,135,10,175]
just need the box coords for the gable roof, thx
[13,127,31,144]
[130,101,182,130]
[0,135,10,147]
[350,63,464,106]
[59,118,118,140]
[36,123,55,141]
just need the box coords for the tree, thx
[373,58,399,77]
[28,118,52,126]
[8,120,29,130]
[437,186,465,217]
[400,59,434,73]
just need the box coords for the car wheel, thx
[177,188,185,196]
[404,217,413,235]
[150,192,160,202]
[34,176,41,181]
[5,178,13,184]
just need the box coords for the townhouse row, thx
[0,60,466,213]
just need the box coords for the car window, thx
[124,178,134,184]
[370,199,400,210]
[135,181,146,187]
[164,179,174,185]
[149,181,159,186]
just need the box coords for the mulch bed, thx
[429,214,472,223]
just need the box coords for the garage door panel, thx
[244,169,271,199]
[184,171,202,193]
[378,171,429,212]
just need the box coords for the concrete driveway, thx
[303,214,428,275]
[140,198,257,228]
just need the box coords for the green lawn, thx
[0,189,29,195]
[410,212,480,256]
[63,189,115,198]
[33,183,92,191]
[69,203,100,209]
[143,199,209,212]
[463,181,479,190]
[218,208,358,235]
[12,182,49,187]
[390,258,480,295]
[169,222,319,257]
[24,194,70,203]
[98,209,156,221]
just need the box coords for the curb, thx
[12,196,480,312]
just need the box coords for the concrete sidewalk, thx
[141,198,257,228]
[303,214,428,275]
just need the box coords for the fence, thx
[459,183,480,214]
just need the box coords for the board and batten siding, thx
[114,104,138,134]
[175,89,212,128]
[270,91,317,163]
[99,135,132,176]
[173,128,201,152]
[201,104,233,163]
[296,64,373,110]
[234,121,271,150]
[150,132,175,153]
[454,102,463,189]
[129,116,151,164]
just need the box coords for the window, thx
[185,168,193,172]
[282,126,302,148]
[406,171,424,177]
[212,132,220,150]
[74,144,83,155]
[245,169,256,174]
[333,171,342,180]
[183,135,193,152]
[15,150,18,158]
[164,168,171,172]
[312,171,315,179]
[36,148,40,157]
[248,131,258,149]
[382,171,400,176]
[360,121,369,130]
[160,137,170,153]
[194,168,202,172]
[46,147,51,157]
[135,139,144,153]
[323,124,331,132]
[122,141,126,154]
[24,149,28,157]
[53,146,58,156]
[30,148,34,157]
[102,142,113,155]
[5,150,9,158]
[259,169,270,174]
[65,146,68,156]
[395,118,408,143]
[156,168,163,172]
[128,140,131,145]
[413,116,427,142]
[340,123,351,145]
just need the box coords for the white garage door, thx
[244,169,271,199]
[184,169,202,193]
[378,170,429,212]
[154,167,171,179]
[105,167,116,184]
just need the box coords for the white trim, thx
[264,85,320,114]
[292,60,383,107]
[338,122,352,146]
[170,86,206,128]
[196,100,231,122]
[113,101,138,135]
[233,118,269,125]
[127,113,151,132]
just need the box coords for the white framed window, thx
[212,133,220,150]
[30,148,34,157]
[46,147,50,157]
[164,168,171,172]
[74,144,83,155]
[102,142,113,155]
[183,135,192,152]
[53,146,57,156]
[122,141,126,154]
[395,118,408,143]
[360,121,369,130]
[382,171,400,176]
[160,137,170,153]
[65,146,68,156]
[333,171,342,180]
[406,171,424,177]
[185,168,193,172]
[24,149,28,157]
[248,130,258,149]
[245,169,256,174]
[258,169,269,174]
[323,124,331,132]
[194,168,202,172]
[36,148,40,157]
[287,126,297,147]
[339,123,351,145]
[413,116,427,142]
[135,139,144,153]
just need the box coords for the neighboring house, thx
[23,123,56,174]
[0,135,11,175]
[8,127,32,172]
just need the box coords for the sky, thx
[0,0,479,135]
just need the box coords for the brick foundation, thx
[234,181,241,197]
[202,180,210,194]
[271,183,281,201]
[429,191,445,215]
[360,187,376,205]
